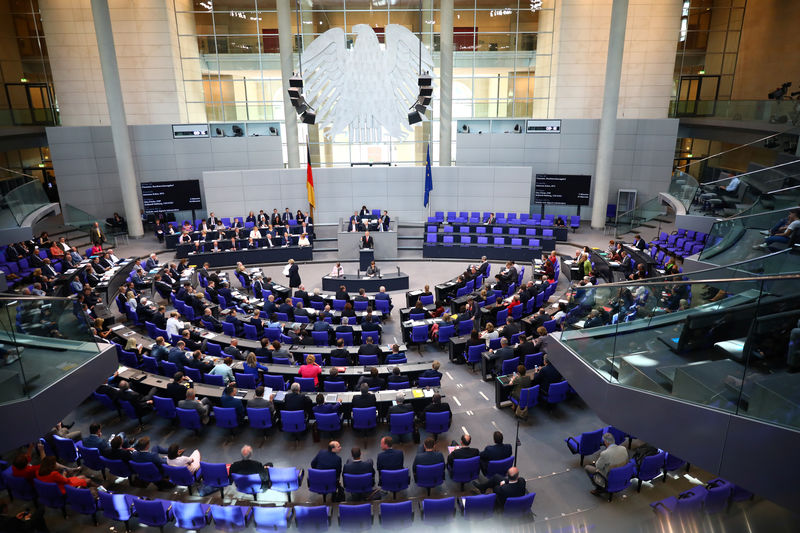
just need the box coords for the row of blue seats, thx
[1,474,535,532]
[94,389,451,438]
[426,235,546,247]
[429,211,580,227]
[651,478,753,517]
[428,224,560,236]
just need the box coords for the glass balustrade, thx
[672,99,800,124]
[0,296,102,405]
[700,206,799,262]
[63,203,99,233]
[558,274,800,431]
[668,171,699,211]
[1,178,51,227]
[614,196,666,238]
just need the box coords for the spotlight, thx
[232,125,244,137]
[289,75,304,89]
[301,110,316,124]
[513,123,522,133]
[768,82,791,100]
[295,96,309,114]
[408,71,434,125]
[268,127,278,135]
[461,124,470,133]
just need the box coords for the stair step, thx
[313,247,338,253]
[398,235,421,240]
[398,245,423,250]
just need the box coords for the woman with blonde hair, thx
[298,354,322,386]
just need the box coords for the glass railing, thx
[63,203,98,234]
[700,205,800,262]
[672,99,800,123]
[559,273,800,431]
[0,296,101,405]
[668,170,699,211]
[1,177,51,226]
[614,196,665,238]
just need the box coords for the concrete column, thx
[591,0,629,230]
[278,0,300,168]
[89,0,143,238]
[439,0,453,166]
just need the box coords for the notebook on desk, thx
[325,394,338,403]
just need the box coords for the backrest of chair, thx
[323,380,347,392]
[500,357,520,375]
[211,504,248,527]
[486,456,514,477]
[200,462,230,487]
[153,396,176,418]
[34,479,65,506]
[639,451,666,478]
[418,376,441,388]
[389,411,414,432]
[519,385,539,408]
[352,407,377,428]
[422,496,455,519]
[295,506,329,528]
[343,472,374,492]
[315,412,341,431]
[98,491,133,520]
[380,500,413,525]
[546,380,569,402]
[280,410,306,432]
[606,462,634,491]
[463,493,495,517]
[451,456,480,480]
[295,377,316,392]
[133,497,170,525]
[503,492,536,515]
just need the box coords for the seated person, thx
[386,366,409,385]
[471,466,527,508]
[479,431,512,474]
[230,444,271,490]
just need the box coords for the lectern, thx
[359,249,374,272]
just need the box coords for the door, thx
[4,82,57,125]
[675,75,719,117]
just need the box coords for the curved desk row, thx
[174,245,313,267]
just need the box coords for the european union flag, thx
[424,144,433,207]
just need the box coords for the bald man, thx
[471,466,527,507]
[229,444,271,489]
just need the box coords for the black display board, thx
[534,174,591,206]
[141,180,202,214]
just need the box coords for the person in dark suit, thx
[531,355,563,393]
[351,383,377,409]
[130,436,165,467]
[489,337,516,375]
[447,434,479,469]
[513,335,537,359]
[343,446,374,476]
[335,285,351,301]
[379,211,390,231]
[386,366,409,385]
[360,231,374,249]
[413,437,445,469]
[295,285,310,305]
[223,338,243,360]
[288,259,301,289]
[479,431,513,475]
[311,441,343,479]
[230,444,271,490]
[117,380,154,416]
[282,382,313,417]
[501,316,520,343]
[632,234,647,250]
[472,466,527,507]
[421,393,452,425]
[220,384,246,423]
[485,213,496,225]
[165,372,190,403]
[356,367,385,390]
[357,336,381,357]
[336,316,354,334]
[420,361,442,380]
[277,298,294,320]
[376,436,404,471]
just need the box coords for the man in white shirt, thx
[249,227,262,240]
[166,311,184,338]
[757,209,800,250]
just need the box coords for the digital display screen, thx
[534,174,591,206]
[141,180,202,214]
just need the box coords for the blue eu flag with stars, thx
[424,144,433,207]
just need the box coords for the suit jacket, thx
[413,450,445,469]
[343,458,374,476]
[351,392,377,409]
[165,382,187,402]
[220,393,245,420]
[360,236,374,249]
[492,347,516,372]
[422,402,452,422]
[178,398,210,424]
[283,392,312,413]
[357,343,380,355]
[479,443,512,471]
[131,450,163,466]
[495,478,527,506]
[532,364,563,392]
[311,450,342,477]
[447,446,479,468]
[82,434,110,452]
[377,449,404,471]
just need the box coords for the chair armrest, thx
[565,436,578,451]
[297,468,305,484]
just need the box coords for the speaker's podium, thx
[359,248,374,271]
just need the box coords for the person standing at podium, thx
[360,231,374,249]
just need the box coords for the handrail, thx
[718,204,800,223]
[618,248,796,284]
[766,183,800,195]
[581,272,800,290]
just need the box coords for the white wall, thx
[551,0,682,119]
[202,166,534,224]
[456,118,679,220]
[40,0,190,126]
[46,124,284,219]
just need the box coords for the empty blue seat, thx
[294,505,330,530]
[565,428,604,466]
[422,496,455,522]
